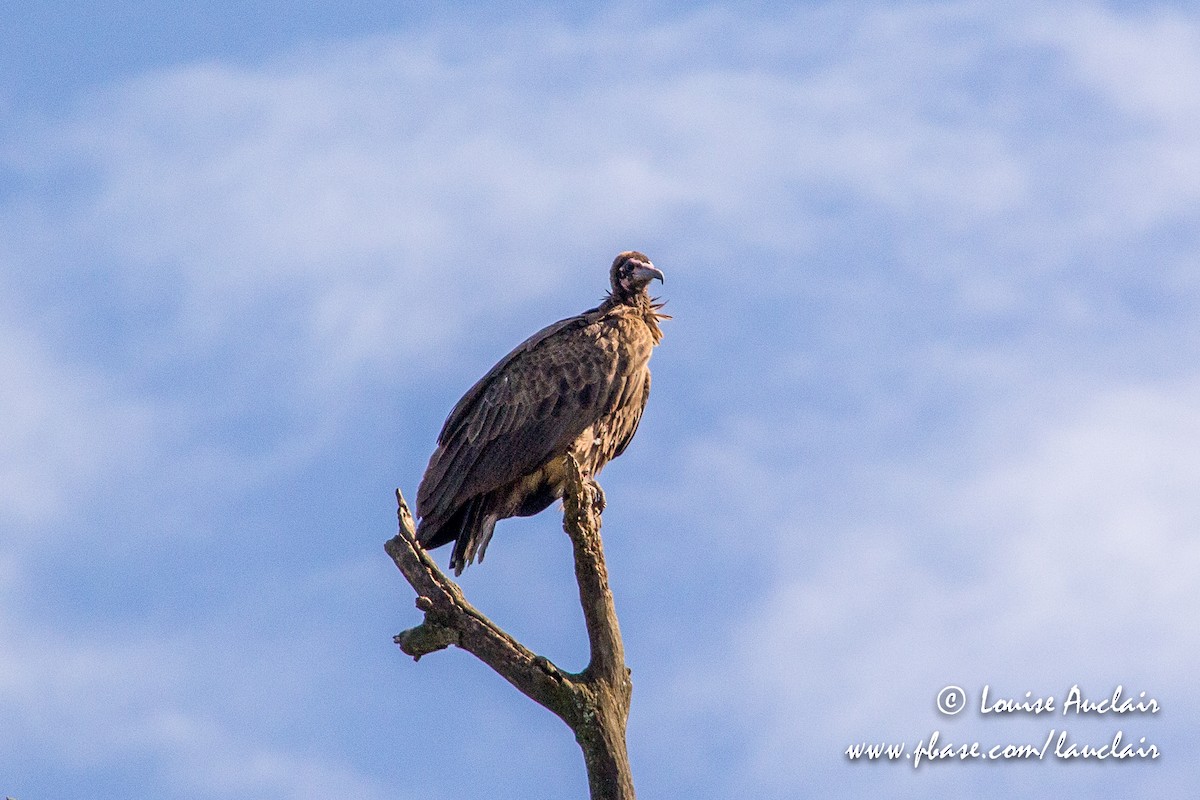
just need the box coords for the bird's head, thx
[609,251,664,302]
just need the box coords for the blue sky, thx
[2,2,1198,798]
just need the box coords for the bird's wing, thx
[416,307,617,522]
[607,369,650,463]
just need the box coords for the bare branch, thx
[386,491,577,721]
[387,457,636,799]
[562,456,629,692]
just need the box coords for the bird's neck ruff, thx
[601,292,669,343]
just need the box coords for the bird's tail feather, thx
[450,498,498,575]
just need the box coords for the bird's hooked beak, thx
[632,263,665,286]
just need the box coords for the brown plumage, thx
[415,251,667,574]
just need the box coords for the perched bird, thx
[415,251,667,574]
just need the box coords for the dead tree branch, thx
[385,454,635,800]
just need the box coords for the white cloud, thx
[687,377,1200,794]
[1030,3,1200,124]
[0,604,394,800]
[139,711,392,800]
[958,382,1200,658]
[8,2,1182,379]
[3,2,1195,411]
[0,315,153,527]
[1017,4,1200,237]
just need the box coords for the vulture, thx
[415,251,667,574]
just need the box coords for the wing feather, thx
[416,307,617,524]
[610,370,651,460]
[436,311,596,445]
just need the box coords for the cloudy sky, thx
[2,1,1197,797]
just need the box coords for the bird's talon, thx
[588,478,607,513]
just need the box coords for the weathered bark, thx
[385,454,635,800]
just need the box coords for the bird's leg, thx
[587,477,607,514]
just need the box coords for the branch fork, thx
[385,455,635,800]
